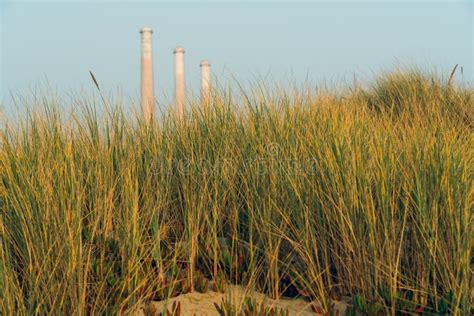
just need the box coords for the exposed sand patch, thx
[136,284,350,315]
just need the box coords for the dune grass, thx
[0,70,473,315]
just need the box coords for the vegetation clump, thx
[0,70,472,315]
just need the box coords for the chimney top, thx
[174,47,185,54]
[140,27,153,34]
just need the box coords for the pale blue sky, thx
[1,1,473,112]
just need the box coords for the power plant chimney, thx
[174,47,186,119]
[200,60,211,106]
[140,27,155,124]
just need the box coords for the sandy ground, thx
[135,284,350,315]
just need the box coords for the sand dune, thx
[135,284,350,315]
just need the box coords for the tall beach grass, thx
[0,70,472,315]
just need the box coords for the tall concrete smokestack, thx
[140,27,155,123]
[200,60,211,106]
[174,47,186,119]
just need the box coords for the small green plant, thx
[346,295,384,316]
[245,297,289,316]
[193,270,209,293]
[212,272,228,293]
[377,287,425,315]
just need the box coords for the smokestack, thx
[200,60,211,106]
[174,47,186,119]
[140,27,155,123]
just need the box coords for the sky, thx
[0,0,473,113]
